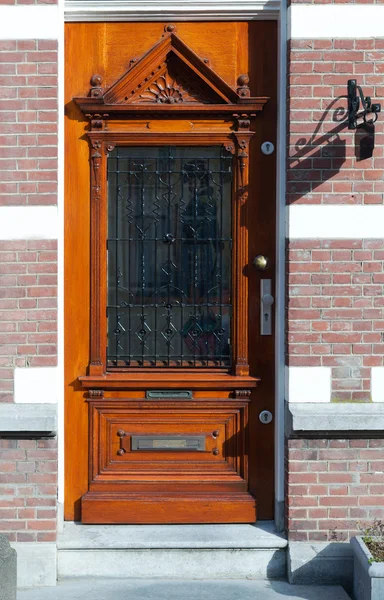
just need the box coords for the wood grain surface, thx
[65,21,277,522]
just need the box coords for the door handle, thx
[260,279,274,336]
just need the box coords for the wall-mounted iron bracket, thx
[347,79,381,130]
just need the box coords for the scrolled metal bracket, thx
[348,79,381,130]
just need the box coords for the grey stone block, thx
[0,535,16,600]
[58,521,287,549]
[0,404,56,436]
[58,522,287,580]
[286,402,384,435]
[288,541,353,592]
[351,536,384,600]
[18,578,351,600]
[12,543,57,588]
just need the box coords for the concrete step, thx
[57,521,287,580]
[19,578,351,600]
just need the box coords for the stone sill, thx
[58,521,287,550]
[286,402,384,436]
[0,403,57,436]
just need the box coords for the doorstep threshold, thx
[58,521,287,550]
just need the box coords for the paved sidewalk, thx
[18,578,351,600]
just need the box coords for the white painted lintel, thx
[64,0,280,22]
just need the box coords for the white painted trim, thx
[290,4,384,39]
[289,205,384,240]
[14,367,58,404]
[0,6,59,40]
[371,367,384,404]
[0,206,58,240]
[64,0,280,21]
[275,3,287,524]
[57,0,65,516]
[286,366,332,403]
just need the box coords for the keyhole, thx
[266,143,271,152]
[264,313,269,322]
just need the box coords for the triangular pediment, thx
[73,26,270,119]
[103,31,239,106]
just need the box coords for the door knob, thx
[262,293,274,307]
[253,255,269,271]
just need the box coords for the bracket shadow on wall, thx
[72,23,270,524]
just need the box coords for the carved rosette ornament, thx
[105,143,116,155]
[138,72,200,104]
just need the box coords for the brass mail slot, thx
[131,435,206,451]
[146,390,193,399]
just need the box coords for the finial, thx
[237,74,250,98]
[90,74,103,98]
[164,23,177,33]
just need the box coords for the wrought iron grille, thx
[107,146,233,368]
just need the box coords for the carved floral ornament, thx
[138,71,200,105]
[73,23,269,129]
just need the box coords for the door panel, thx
[65,21,277,522]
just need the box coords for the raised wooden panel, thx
[83,397,255,523]
[91,399,248,479]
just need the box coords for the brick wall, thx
[0,32,58,545]
[286,438,384,541]
[288,38,384,207]
[287,39,384,399]
[0,239,57,403]
[0,438,57,542]
[0,39,57,206]
[287,239,384,401]
[286,8,384,543]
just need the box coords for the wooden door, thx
[65,21,277,524]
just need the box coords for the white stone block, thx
[290,5,384,39]
[0,6,59,40]
[286,367,331,403]
[0,207,58,241]
[288,205,384,240]
[371,367,384,403]
[14,367,58,404]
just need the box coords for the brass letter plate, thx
[146,390,193,399]
[131,435,206,451]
